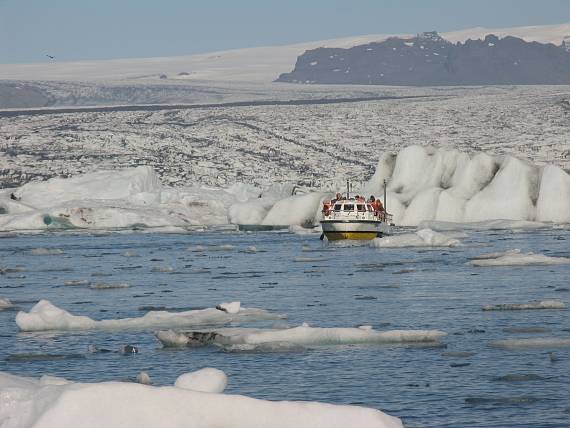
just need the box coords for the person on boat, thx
[370,196,384,214]
[322,200,332,216]
[331,192,342,204]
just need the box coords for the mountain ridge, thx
[276,32,570,86]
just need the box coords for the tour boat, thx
[320,186,392,241]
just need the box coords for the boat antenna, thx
[383,179,388,218]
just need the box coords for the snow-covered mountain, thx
[0,23,569,83]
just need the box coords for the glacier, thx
[0,145,568,232]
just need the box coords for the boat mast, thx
[346,179,350,199]
[383,179,387,218]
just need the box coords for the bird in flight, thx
[46,54,55,59]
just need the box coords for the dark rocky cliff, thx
[276,32,570,86]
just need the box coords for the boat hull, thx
[320,220,389,241]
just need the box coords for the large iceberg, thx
[0,167,325,231]
[364,146,570,226]
[1,145,568,231]
[0,370,403,428]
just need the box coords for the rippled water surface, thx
[1,227,570,427]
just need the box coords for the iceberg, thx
[1,145,568,231]
[0,370,403,428]
[365,145,570,226]
[156,325,447,348]
[15,300,285,332]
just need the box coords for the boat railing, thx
[322,207,393,224]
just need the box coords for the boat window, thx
[357,204,366,212]
[343,204,354,211]
[334,204,342,211]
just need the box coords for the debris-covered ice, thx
[0,370,403,428]
[156,325,446,348]
[15,300,285,332]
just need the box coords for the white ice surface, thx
[156,325,446,348]
[365,146,570,226]
[174,368,228,393]
[0,370,402,428]
[15,300,285,332]
[371,228,460,248]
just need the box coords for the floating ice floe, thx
[469,250,570,266]
[490,337,570,349]
[29,247,65,256]
[88,282,130,290]
[0,370,402,428]
[156,325,446,348]
[0,298,13,309]
[15,300,285,332]
[482,299,566,311]
[371,228,460,248]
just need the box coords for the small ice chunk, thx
[216,301,240,314]
[244,246,257,253]
[0,298,13,309]
[136,372,152,385]
[89,282,130,289]
[482,300,565,311]
[121,251,139,257]
[30,248,64,256]
[471,252,570,267]
[175,368,228,393]
[151,266,174,273]
[490,337,570,349]
[310,61,318,66]
[64,280,90,286]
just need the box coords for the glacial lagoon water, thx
[1,227,569,427]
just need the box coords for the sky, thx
[1,0,569,64]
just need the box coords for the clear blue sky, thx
[1,0,569,63]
